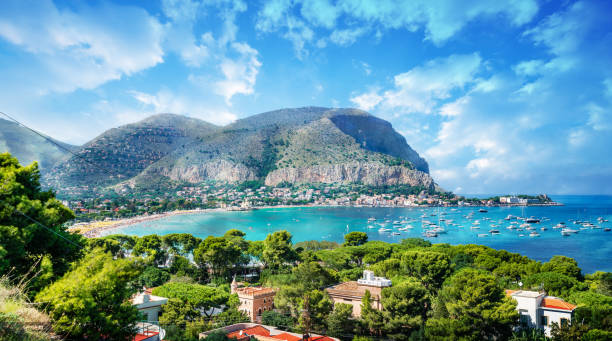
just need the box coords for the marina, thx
[105,195,612,273]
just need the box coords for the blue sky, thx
[1,0,611,194]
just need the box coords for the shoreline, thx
[68,202,563,238]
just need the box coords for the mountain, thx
[43,114,220,190]
[43,108,436,195]
[0,118,77,170]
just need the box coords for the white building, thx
[506,290,576,336]
[357,270,392,287]
[132,290,168,322]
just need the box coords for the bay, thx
[105,195,612,273]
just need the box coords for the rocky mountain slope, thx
[0,118,77,170]
[42,107,435,195]
[43,114,219,190]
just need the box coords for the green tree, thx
[262,231,298,271]
[298,290,333,333]
[0,153,82,286]
[262,310,295,330]
[401,251,452,290]
[524,272,584,298]
[193,236,241,278]
[425,268,518,340]
[344,232,368,247]
[36,250,141,340]
[326,303,355,338]
[133,234,168,266]
[381,281,430,340]
[135,266,171,288]
[541,256,582,280]
[359,289,384,336]
[152,282,229,318]
[293,261,336,291]
[162,233,201,256]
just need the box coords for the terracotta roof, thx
[505,289,517,297]
[236,286,276,297]
[271,332,302,341]
[326,281,382,298]
[541,298,577,311]
[228,325,271,340]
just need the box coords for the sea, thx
[105,195,612,273]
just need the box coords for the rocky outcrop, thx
[264,162,435,188]
[161,159,257,183]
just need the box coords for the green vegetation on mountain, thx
[40,107,433,197]
[0,118,77,170]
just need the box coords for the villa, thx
[325,270,392,317]
[506,290,577,336]
[131,288,168,341]
[199,323,338,341]
[231,277,277,322]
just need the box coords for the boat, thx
[391,232,401,235]
[378,228,392,232]
[478,233,488,237]
[561,228,579,235]
[393,221,401,225]
[525,217,541,223]
[504,214,515,220]
[367,225,376,229]
[489,229,500,234]
[479,208,488,213]
[367,217,376,222]
[541,227,548,231]
[529,232,540,237]
[605,228,611,232]
[520,223,531,229]
[423,231,438,238]
[553,223,565,229]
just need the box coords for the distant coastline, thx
[69,201,563,238]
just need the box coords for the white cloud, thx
[350,91,383,111]
[256,0,539,56]
[129,89,237,125]
[214,42,262,104]
[351,53,482,114]
[0,0,164,93]
[329,27,368,46]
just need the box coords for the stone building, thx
[231,277,276,322]
[325,270,392,317]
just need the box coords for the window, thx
[541,315,548,326]
[561,318,569,327]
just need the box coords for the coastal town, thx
[64,182,560,228]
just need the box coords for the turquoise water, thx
[107,195,612,273]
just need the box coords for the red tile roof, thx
[134,332,159,341]
[541,298,577,311]
[227,325,271,340]
[271,332,302,341]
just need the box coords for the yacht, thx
[540,227,548,231]
[525,217,541,223]
[504,214,515,220]
[391,232,401,235]
[529,232,540,237]
[378,227,392,232]
[479,208,488,213]
[423,231,438,238]
[489,229,500,234]
[478,233,488,237]
[561,228,579,235]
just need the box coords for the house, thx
[199,323,338,341]
[325,270,391,317]
[506,290,576,336]
[131,288,168,322]
[231,277,276,322]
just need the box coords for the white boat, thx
[368,217,376,222]
[478,233,488,237]
[392,232,401,235]
[489,229,500,234]
[520,223,531,229]
[561,228,579,235]
[367,225,376,229]
[378,228,392,232]
[423,231,438,237]
[529,232,540,237]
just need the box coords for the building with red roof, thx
[199,323,339,341]
[505,289,576,336]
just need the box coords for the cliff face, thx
[160,159,257,183]
[265,162,435,188]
